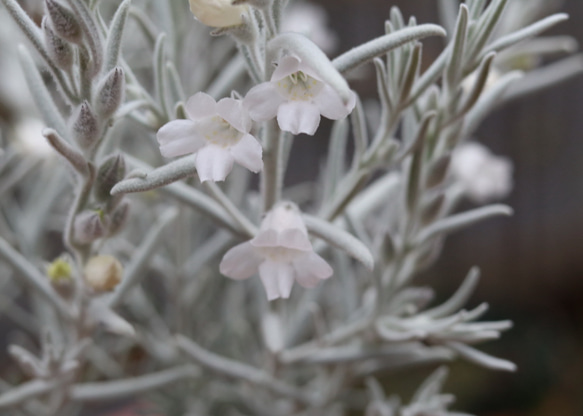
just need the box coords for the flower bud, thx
[94,67,125,119]
[188,0,248,28]
[42,17,73,70]
[425,154,450,189]
[45,0,82,44]
[47,257,72,283]
[71,101,101,150]
[94,154,126,202]
[74,210,105,244]
[84,255,123,292]
[107,201,130,236]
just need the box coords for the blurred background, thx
[312,1,583,415]
[1,1,582,415]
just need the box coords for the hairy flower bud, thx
[188,0,248,28]
[94,67,125,119]
[84,255,123,292]
[47,257,72,283]
[42,17,73,70]
[94,154,126,202]
[71,101,101,150]
[74,210,105,244]
[45,0,82,44]
[107,201,130,236]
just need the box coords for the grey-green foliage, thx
[0,0,579,415]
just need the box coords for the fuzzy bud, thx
[71,101,101,150]
[45,0,82,44]
[107,201,130,236]
[84,255,123,292]
[95,67,125,119]
[189,0,249,28]
[94,154,126,202]
[74,210,105,244]
[42,17,73,70]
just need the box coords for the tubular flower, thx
[157,92,263,183]
[188,0,248,28]
[244,55,356,135]
[220,202,333,301]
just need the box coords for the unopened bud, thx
[71,101,101,150]
[95,67,125,119]
[47,257,72,282]
[211,13,256,44]
[189,0,248,27]
[42,17,73,70]
[94,154,126,202]
[45,0,82,44]
[74,210,105,244]
[107,201,130,236]
[84,255,123,292]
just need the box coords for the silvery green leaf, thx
[438,0,459,35]
[504,54,583,102]
[42,129,88,175]
[63,0,103,76]
[351,95,369,163]
[399,43,422,104]
[111,154,198,194]
[425,267,480,318]
[446,341,516,371]
[70,366,200,401]
[108,207,178,307]
[464,0,508,67]
[445,5,469,89]
[322,118,349,203]
[417,204,512,244]
[303,214,374,271]
[412,366,449,403]
[462,70,523,137]
[18,46,68,138]
[154,33,171,119]
[407,49,448,106]
[333,24,446,74]
[104,0,131,72]
[0,379,56,408]
[390,6,405,31]
[484,13,569,57]
[455,52,495,118]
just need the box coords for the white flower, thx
[450,142,513,203]
[220,202,333,301]
[244,55,356,135]
[157,92,263,182]
[282,2,339,54]
[188,0,248,28]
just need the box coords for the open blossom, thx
[188,0,248,27]
[450,142,513,203]
[244,55,356,135]
[220,202,333,301]
[157,92,263,182]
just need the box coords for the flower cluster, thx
[157,55,355,183]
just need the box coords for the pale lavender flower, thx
[450,142,513,203]
[244,55,356,135]
[220,202,333,301]
[157,92,263,183]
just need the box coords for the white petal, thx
[245,83,284,122]
[195,145,234,182]
[217,97,251,133]
[157,120,205,158]
[292,251,333,288]
[313,85,355,120]
[271,55,301,81]
[252,202,311,250]
[230,133,263,173]
[220,242,262,280]
[277,101,321,135]
[185,92,217,120]
[259,260,295,300]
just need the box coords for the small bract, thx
[188,0,248,28]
